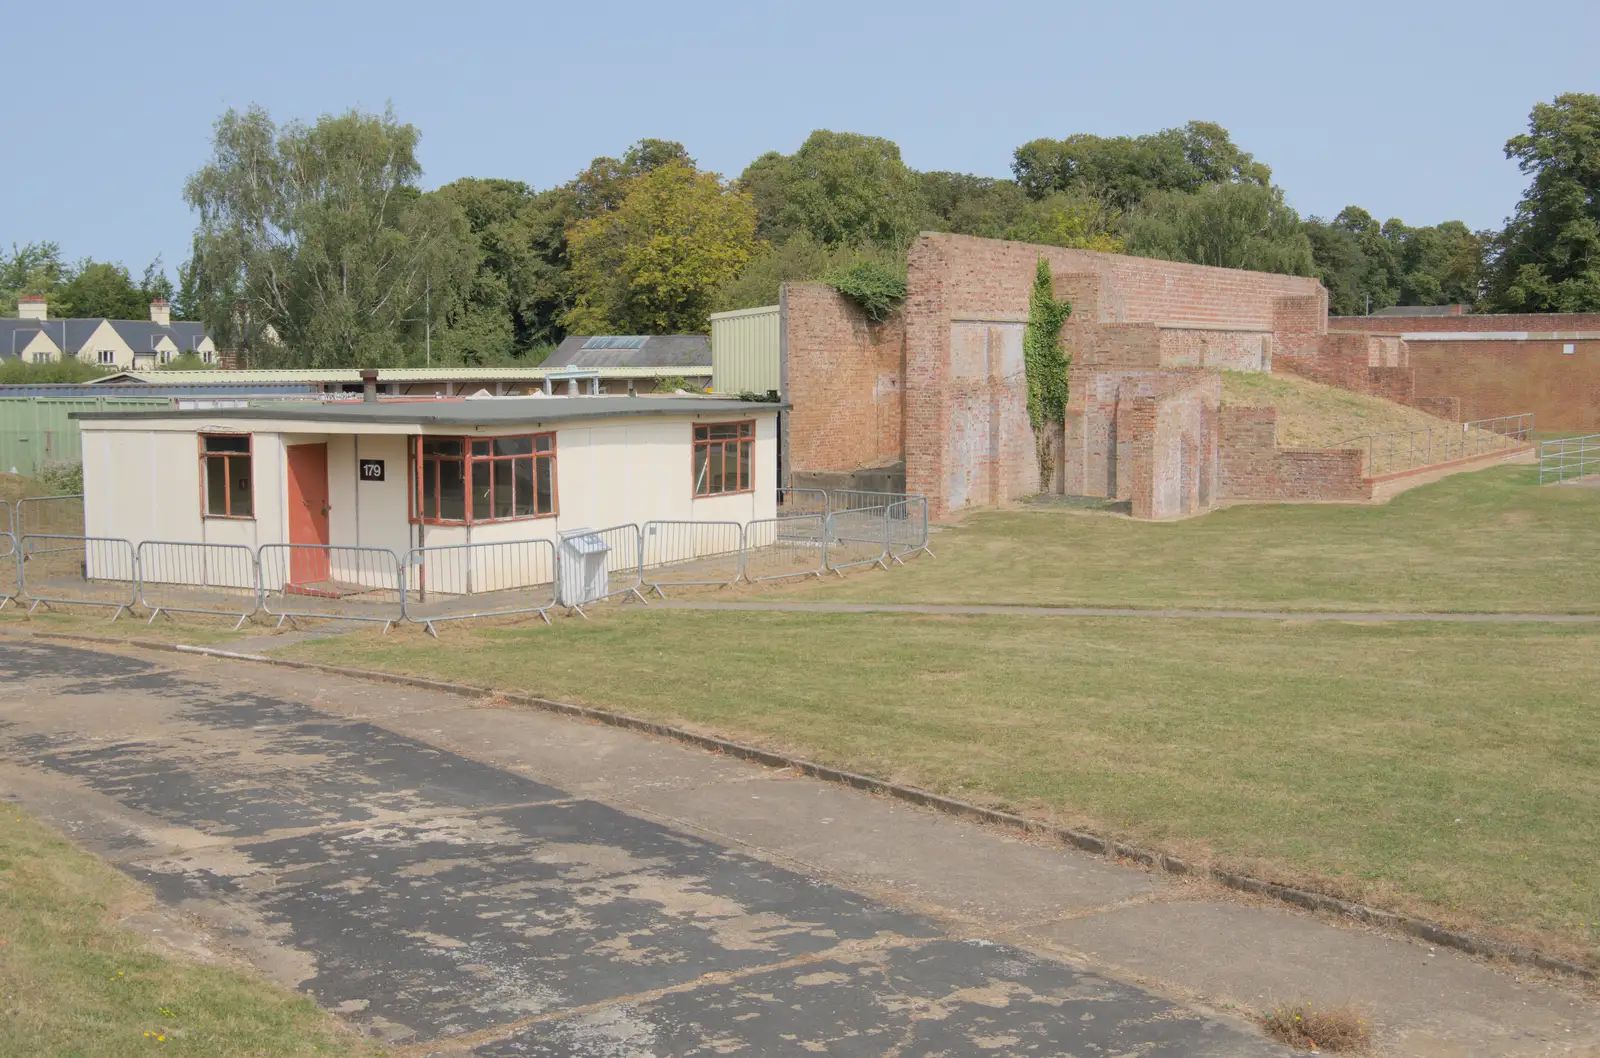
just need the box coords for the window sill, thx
[412,513,558,526]
[203,514,257,521]
[693,490,754,500]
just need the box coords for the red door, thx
[286,443,330,586]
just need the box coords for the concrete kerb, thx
[11,625,1596,984]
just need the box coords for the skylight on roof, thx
[582,336,648,349]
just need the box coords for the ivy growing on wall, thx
[1023,257,1073,490]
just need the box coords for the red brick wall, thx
[1216,407,1369,502]
[1330,313,1600,333]
[1408,338,1600,431]
[906,233,1326,516]
[783,283,906,474]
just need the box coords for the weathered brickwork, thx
[1119,375,1220,519]
[1329,313,1600,430]
[782,283,905,474]
[1216,408,1369,502]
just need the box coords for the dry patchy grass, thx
[753,465,1600,613]
[1220,371,1463,448]
[0,802,378,1057]
[1259,1002,1372,1051]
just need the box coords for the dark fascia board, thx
[69,397,788,425]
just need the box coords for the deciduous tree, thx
[1127,182,1313,276]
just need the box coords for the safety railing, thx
[0,532,17,608]
[258,544,404,631]
[135,541,261,629]
[556,523,647,613]
[1539,434,1600,484]
[641,520,745,594]
[0,500,11,540]
[16,494,85,538]
[824,506,891,573]
[403,538,557,635]
[1333,413,1535,477]
[742,514,828,582]
[885,496,933,561]
[20,534,137,620]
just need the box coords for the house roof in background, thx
[551,334,711,369]
[91,364,713,385]
[0,316,212,359]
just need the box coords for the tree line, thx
[5,93,1596,368]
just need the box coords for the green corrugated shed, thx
[710,305,781,395]
[0,397,170,476]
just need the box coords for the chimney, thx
[149,299,171,327]
[17,295,46,321]
[361,369,379,403]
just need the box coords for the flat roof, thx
[90,365,714,385]
[71,395,783,426]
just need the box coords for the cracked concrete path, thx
[1,639,1596,1056]
[657,600,1600,623]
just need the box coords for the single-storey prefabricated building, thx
[71,396,780,601]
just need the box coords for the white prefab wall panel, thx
[326,433,413,558]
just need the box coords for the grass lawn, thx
[0,607,255,647]
[753,465,1600,613]
[0,803,377,1057]
[281,610,1600,966]
[1219,370,1462,447]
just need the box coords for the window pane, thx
[495,436,533,456]
[535,435,553,454]
[423,460,438,519]
[229,455,254,517]
[739,422,753,438]
[439,458,465,520]
[707,424,740,440]
[472,459,491,521]
[205,456,227,515]
[693,426,708,441]
[471,440,491,457]
[535,455,553,514]
[204,434,249,454]
[423,438,462,457]
[738,440,751,491]
[493,459,514,519]
[693,446,708,496]
[708,443,724,493]
[514,457,535,516]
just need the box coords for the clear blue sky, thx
[5,0,1596,281]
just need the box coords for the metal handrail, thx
[1325,413,1534,477]
[1539,434,1600,484]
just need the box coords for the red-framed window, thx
[693,421,754,497]
[412,434,556,524]
[199,433,254,518]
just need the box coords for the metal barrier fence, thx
[642,520,745,594]
[404,538,557,635]
[885,496,932,561]
[1539,434,1600,484]
[557,523,647,612]
[258,544,404,631]
[16,494,85,537]
[825,506,891,573]
[776,487,829,517]
[0,532,16,607]
[1338,413,1535,477]
[0,499,11,539]
[20,534,137,619]
[136,541,261,628]
[742,514,828,582]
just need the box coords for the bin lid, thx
[559,530,610,555]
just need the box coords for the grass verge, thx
[279,611,1600,966]
[0,607,257,646]
[752,465,1600,613]
[0,802,376,1057]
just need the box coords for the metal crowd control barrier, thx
[0,532,17,609]
[776,487,828,516]
[403,538,558,636]
[824,506,891,573]
[0,499,12,540]
[742,514,828,582]
[556,523,647,613]
[258,544,404,631]
[641,520,745,595]
[16,494,85,537]
[136,541,260,629]
[20,534,137,620]
[1539,434,1600,484]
